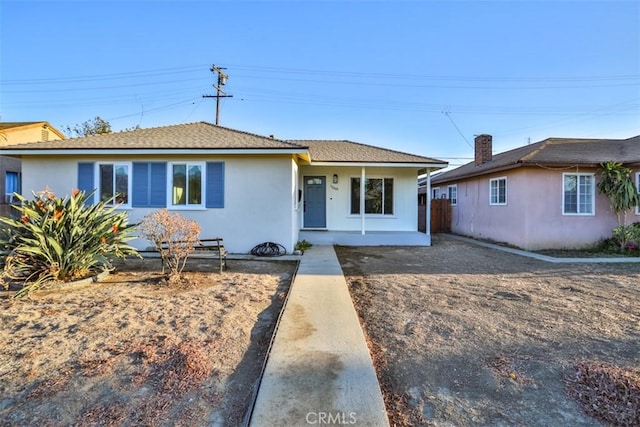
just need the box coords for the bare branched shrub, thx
[566,361,640,426]
[138,210,201,279]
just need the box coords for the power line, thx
[442,109,473,149]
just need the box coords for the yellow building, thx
[0,122,65,216]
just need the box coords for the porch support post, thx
[426,168,432,237]
[360,166,366,235]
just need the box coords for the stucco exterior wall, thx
[298,165,419,232]
[21,155,297,254]
[447,166,638,250]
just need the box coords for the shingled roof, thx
[1,122,447,167]
[2,122,303,151]
[292,139,446,165]
[0,122,43,131]
[433,135,640,184]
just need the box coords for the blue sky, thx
[1,0,639,168]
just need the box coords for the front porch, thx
[298,230,431,246]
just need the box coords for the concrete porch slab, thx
[299,230,431,246]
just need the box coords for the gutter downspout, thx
[361,166,366,235]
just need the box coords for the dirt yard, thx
[0,257,296,427]
[336,236,640,427]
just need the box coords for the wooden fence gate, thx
[418,199,451,233]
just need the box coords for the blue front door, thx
[304,176,326,228]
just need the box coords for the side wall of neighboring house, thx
[447,167,637,250]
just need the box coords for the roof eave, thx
[309,161,448,169]
[0,147,309,156]
[432,162,524,184]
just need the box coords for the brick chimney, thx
[474,134,493,165]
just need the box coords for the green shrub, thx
[295,239,313,254]
[0,188,140,297]
[592,222,640,256]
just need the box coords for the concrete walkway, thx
[248,245,389,427]
[445,234,640,263]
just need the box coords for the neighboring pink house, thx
[431,134,640,250]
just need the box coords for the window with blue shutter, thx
[206,162,224,208]
[77,162,95,203]
[132,162,167,207]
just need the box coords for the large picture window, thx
[171,162,203,207]
[563,173,594,215]
[99,163,130,206]
[350,177,394,215]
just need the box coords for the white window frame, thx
[562,172,595,216]
[168,161,206,209]
[448,184,458,206]
[432,187,440,200]
[349,176,395,216]
[489,177,507,205]
[96,162,132,208]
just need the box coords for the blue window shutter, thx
[132,162,167,207]
[206,162,224,208]
[77,162,95,203]
[149,162,167,207]
[132,162,149,207]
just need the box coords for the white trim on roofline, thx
[309,161,448,168]
[0,148,310,156]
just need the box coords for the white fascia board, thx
[0,148,309,156]
[309,161,449,169]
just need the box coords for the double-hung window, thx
[78,161,223,208]
[448,185,458,206]
[170,162,204,207]
[489,177,507,205]
[98,163,130,206]
[350,177,394,215]
[563,173,594,215]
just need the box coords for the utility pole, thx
[203,64,233,125]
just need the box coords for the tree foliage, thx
[597,162,640,251]
[597,162,640,226]
[63,116,112,137]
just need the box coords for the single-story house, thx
[431,134,640,250]
[0,122,65,216]
[0,122,447,253]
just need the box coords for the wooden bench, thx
[160,238,227,273]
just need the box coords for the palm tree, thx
[597,162,640,250]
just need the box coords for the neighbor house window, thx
[170,162,203,207]
[448,184,458,206]
[563,173,594,215]
[351,177,393,215]
[489,177,507,205]
[98,163,130,206]
[5,171,21,203]
[432,187,440,199]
